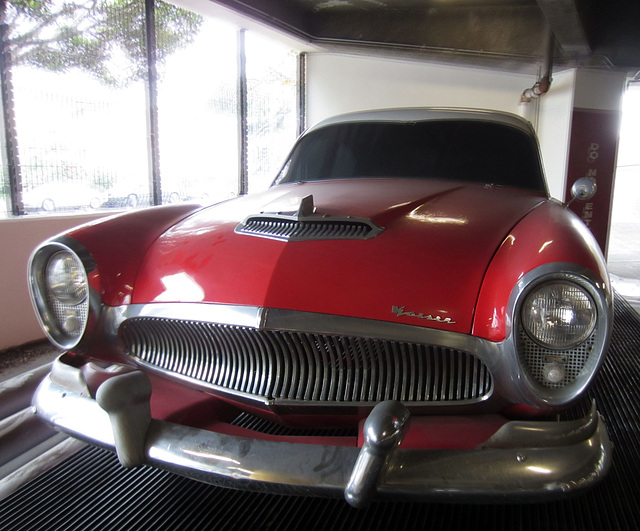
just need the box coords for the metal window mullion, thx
[0,5,23,216]
[237,29,248,196]
[297,52,306,136]
[144,0,162,206]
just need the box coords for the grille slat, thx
[236,216,383,242]
[120,317,492,404]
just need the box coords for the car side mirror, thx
[566,177,597,208]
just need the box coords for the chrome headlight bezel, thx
[510,265,612,407]
[29,238,97,350]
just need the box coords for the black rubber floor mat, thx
[1,295,640,531]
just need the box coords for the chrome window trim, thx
[312,108,536,136]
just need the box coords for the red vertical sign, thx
[564,108,621,254]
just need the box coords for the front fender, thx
[46,204,202,307]
[472,201,610,342]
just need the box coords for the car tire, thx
[42,198,55,212]
[126,193,139,208]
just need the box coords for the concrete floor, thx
[0,343,60,384]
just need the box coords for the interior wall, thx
[304,52,574,199]
[305,52,538,126]
[537,69,576,199]
[0,212,111,351]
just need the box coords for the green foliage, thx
[5,0,203,86]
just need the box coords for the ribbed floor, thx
[2,296,640,531]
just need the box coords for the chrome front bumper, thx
[33,355,612,508]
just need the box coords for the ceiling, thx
[212,0,640,74]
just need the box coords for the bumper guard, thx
[33,355,612,508]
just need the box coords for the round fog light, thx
[543,362,566,384]
[62,314,81,334]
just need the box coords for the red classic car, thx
[29,108,612,507]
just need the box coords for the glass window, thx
[0,0,300,216]
[7,0,150,215]
[156,13,239,206]
[277,121,546,192]
[609,84,640,290]
[246,32,298,193]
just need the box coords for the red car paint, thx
[63,203,202,306]
[131,179,547,335]
[472,200,610,342]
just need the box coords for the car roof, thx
[309,108,535,136]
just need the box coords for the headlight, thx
[46,251,88,305]
[521,282,596,349]
[29,242,93,349]
[515,271,610,406]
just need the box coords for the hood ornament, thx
[295,194,315,218]
[392,305,456,324]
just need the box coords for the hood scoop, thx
[235,194,384,242]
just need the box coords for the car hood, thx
[133,179,546,334]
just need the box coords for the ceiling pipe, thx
[520,30,555,104]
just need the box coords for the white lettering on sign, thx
[580,142,600,226]
[582,202,594,226]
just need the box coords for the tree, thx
[3,0,203,86]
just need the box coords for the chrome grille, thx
[235,217,382,241]
[120,317,493,403]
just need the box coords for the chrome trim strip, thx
[126,356,491,413]
[108,304,499,409]
[104,303,494,354]
[104,303,266,339]
[133,359,273,408]
[33,360,612,505]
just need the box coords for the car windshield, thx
[274,120,546,192]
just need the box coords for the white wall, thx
[0,212,111,351]
[304,52,574,199]
[306,53,537,126]
[537,69,576,199]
